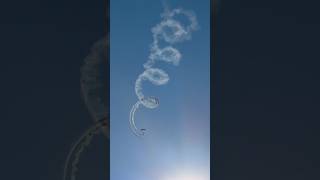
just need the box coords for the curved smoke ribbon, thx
[63,36,109,180]
[63,118,108,180]
[129,7,198,137]
[81,36,109,126]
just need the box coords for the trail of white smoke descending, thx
[129,7,198,136]
[63,118,108,180]
[63,37,109,180]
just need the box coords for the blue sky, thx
[110,0,210,179]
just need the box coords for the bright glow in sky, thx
[161,168,210,180]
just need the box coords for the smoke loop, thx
[129,7,198,137]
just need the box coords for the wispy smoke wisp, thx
[129,7,198,137]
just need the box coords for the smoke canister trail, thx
[129,7,198,137]
[63,118,108,180]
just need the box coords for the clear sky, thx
[110,0,210,179]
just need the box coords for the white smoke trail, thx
[129,7,199,136]
[63,118,108,180]
[63,37,109,180]
[80,37,109,123]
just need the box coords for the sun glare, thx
[162,169,209,180]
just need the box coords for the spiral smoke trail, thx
[129,6,199,137]
[63,36,109,180]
